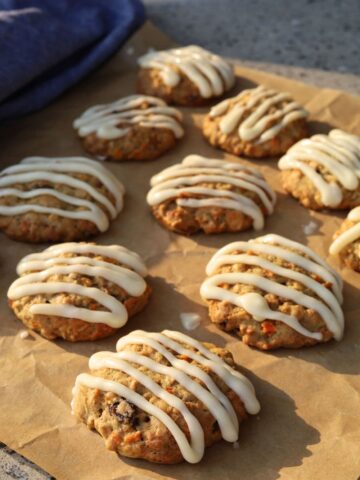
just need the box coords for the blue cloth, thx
[0,0,145,120]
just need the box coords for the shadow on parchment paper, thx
[195,136,285,167]
[234,74,258,92]
[249,157,281,169]
[307,120,332,135]
[119,373,320,480]
[264,338,360,376]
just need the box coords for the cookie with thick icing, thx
[0,156,124,243]
[74,95,184,161]
[279,129,360,210]
[8,243,150,341]
[201,234,344,350]
[72,329,260,463]
[147,154,276,234]
[203,85,308,158]
[329,206,360,272]
[137,46,235,106]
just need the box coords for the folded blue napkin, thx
[0,0,145,120]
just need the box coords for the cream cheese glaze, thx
[8,243,148,329]
[72,329,260,463]
[180,312,201,330]
[0,156,124,232]
[138,46,235,98]
[201,234,344,341]
[329,206,360,255]
[279,129,360,207]
[209,85,308,144]
[73,95,184,140]
[147,155,276,230]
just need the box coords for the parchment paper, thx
[0,22,359,480]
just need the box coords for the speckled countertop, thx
[1,1,359,479]
[144,0,360,94]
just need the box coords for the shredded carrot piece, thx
[261,321,276,334]
[111,433,122,446]
[178,354,191,362]
[125,431,142,444]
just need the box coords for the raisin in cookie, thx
[137,46,235,106]
[279,129,360,210]
[147,154,276,234]
[8,243,151,341]
[74,95,184,161]
[72,329,260,463]
[201,234,344,350]
[203,85,308,158]
[0,156,124,243]
[329,206,360,272]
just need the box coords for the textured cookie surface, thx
[74,95,184,161]
[72,329,260,463]
[279,129,360,210]
[201,234,344,350]
[203,85,308,158]
[137,46,235,106]
[8,243,150,341]
[329,206,360,272]
[0,156,124,243]
[147,154,276,234]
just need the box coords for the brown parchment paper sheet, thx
[0,21,359,480]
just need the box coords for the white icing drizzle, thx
[73,95,184,140]
[209,85,308,144]
[19,330,31,339]
[8,243,147,328]
[180,312,201,331]
[138,46,235,98]
[279,129,360,207]
[147,155,276,230]
[201,234,344,341]
[0,157,124,232]
[303,220,317,235]
[72,329,260,463]
[329,206,360,255]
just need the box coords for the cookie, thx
[137,46,235,106]
[72,329,260,463]
[0,156,124,243]
[8,243,150,341]
[279,129,360,210]
[203,85,308,158]
[74,95,184,161]
[200,234,344,350]
[147,154,276,234]
[329,206,360,272]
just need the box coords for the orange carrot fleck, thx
[125,431,142,444]
[179,354,191,362]
[261,321,276,335]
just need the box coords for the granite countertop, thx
[144,0,360,94]
[1,1,359,478]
